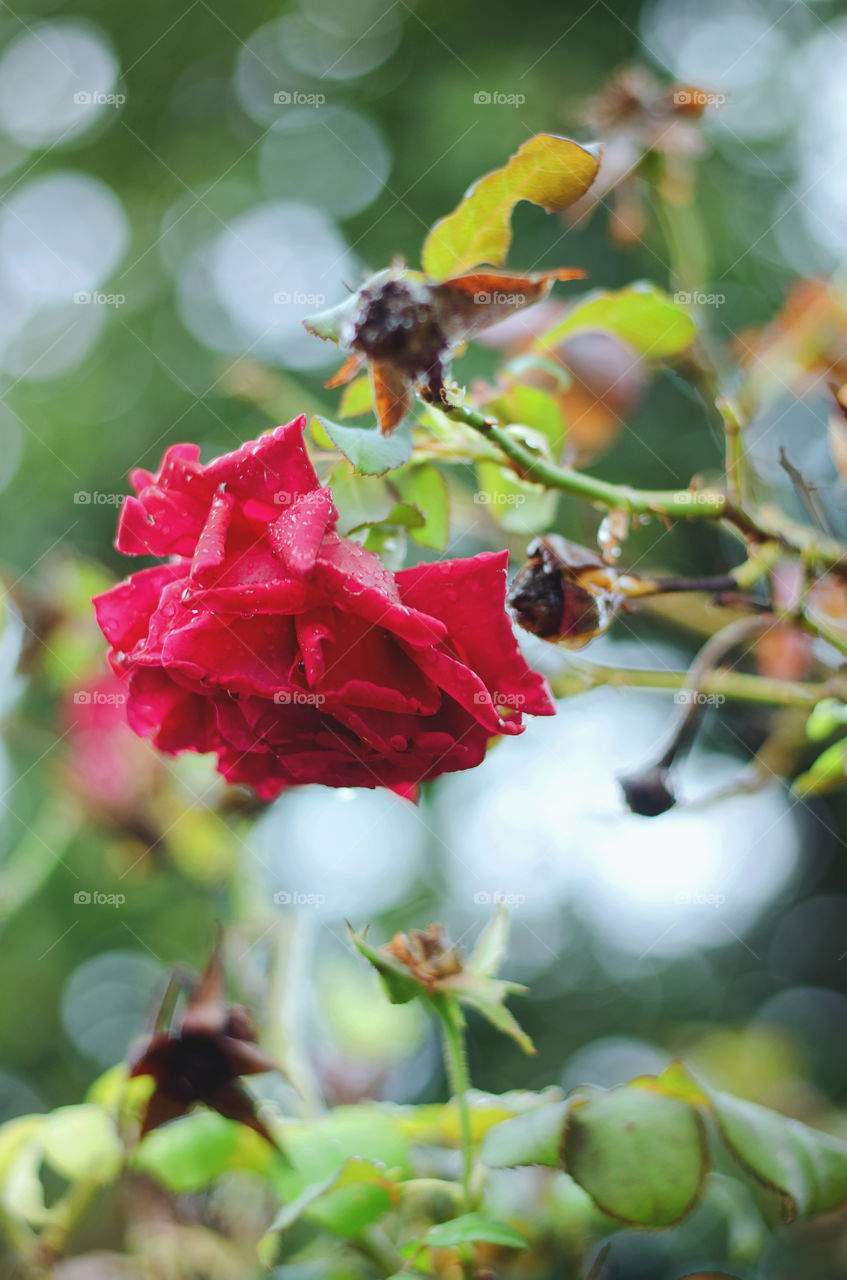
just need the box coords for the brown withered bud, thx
[508,534,623,648]
[129,933,280,1146]
[384,922,464,994]
[305,264,584,435]
[619,764,677,817]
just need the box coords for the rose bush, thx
[93,416,554,798]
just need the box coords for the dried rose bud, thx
[508,534,624,648]
[305,264,583,434]
[384,922,464,993]
[129,934,281,1146]
[619,764,677,817]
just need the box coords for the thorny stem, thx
[653,615,780,772]
[435,996,474,1212]
[442,398,847,579]
[550,662,822,708]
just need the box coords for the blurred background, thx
[4,0,847,1273]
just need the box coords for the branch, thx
[442,397,847,578]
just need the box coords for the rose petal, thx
[204,416,317,506]
[397,551,555,716]
[315,534,446,646]
[268,487,337,579]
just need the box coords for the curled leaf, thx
[422,134,601,280]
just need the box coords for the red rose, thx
[93,416,554,798]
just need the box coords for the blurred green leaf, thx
[537,283,697,359]
[707,1088,847,1220]
[259,1158,396,1266]
[475,460,556,534]
[134,1112,278,1192]
[485,385,567,455]
[482,1101,569,1169]
[349,926,421,1004]
[422,134,601,280]
[393,464,450,549]
[425,1211,528,1249]
[561,1085,707,1226]
[339,376,375,419]
[41,1105,122,1184]
[793,739,847,797]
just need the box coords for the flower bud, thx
[508,534,623,648]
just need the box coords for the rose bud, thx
[509,535,740,650]
[618,764,677,817]
[508,534,624,649]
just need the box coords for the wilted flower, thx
[508,535,626,648]
[129,935,281,1145]
[352,911,534,1054]
[305,264,584,434]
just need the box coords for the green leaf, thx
[806,698,847,742]
[422,134,601,280]
[425,1211,528,1249]
[561,1085,707,1226]
[482,1101,569,1169]
[475,460,557,534]
[467,906,510,979]
[2,1134,48,1225]
[707,1088,847,1220]
[339,375,375,419]
[536,283,697,359]
[793,739,847,797]
[41,1105,122,1185]
[349,502,426,536]
[134,1111,278,1192]
[485,385,567,455]
[325,463,395,535]
[259,1158,396,1266]
[392,464,450,549]
[316,415,413,476]
[349,926,422,1005]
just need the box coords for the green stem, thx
[443,398,847,578]
[446,398,727,520]
[435,997,474,1211]
[357,1224,405,1276]
[551,663,821,708]
[35,1174,100,1265]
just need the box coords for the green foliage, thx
[314,415,415,477]
[422,134,601,279]
[535,282,698,358]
